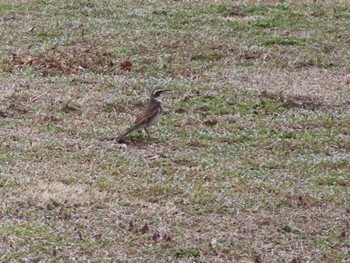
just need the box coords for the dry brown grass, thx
[2,45,115,75]
[221,67,350,105]
[1,0,349,262]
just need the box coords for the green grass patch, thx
[262,37,299,46]
[0,0,349,262]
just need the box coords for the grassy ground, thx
[0,0,349,262]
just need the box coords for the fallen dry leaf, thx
[120,60,133,70]
[345,74,350,85]
[139,222,149,234]
[203,119,218,126]
[152,231,161,242]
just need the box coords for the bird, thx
[116,89,169,142]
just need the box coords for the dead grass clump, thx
[239,50,275,61]
[260,91,322,109]
[60,102,81,114]
[2,44,115,76]
[223,6,246,18]
[19,181,113,208]
[1,92,31,117]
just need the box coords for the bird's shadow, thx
[118,132,164,145]
[100,131,164,145]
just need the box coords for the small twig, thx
[30,91,48,103]
[99,136,117,141]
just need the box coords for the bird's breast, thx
[146,107,162,128]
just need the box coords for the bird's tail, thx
[116,124,139,142]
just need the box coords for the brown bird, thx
[116,89,169,142]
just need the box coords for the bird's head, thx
[151,89,170,99]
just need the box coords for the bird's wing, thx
[133,102,160,127]
[116,102,160,142]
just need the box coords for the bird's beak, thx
[162,89,170,93]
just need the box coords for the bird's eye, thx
[154,90,162,96]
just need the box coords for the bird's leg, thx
[145,128,151,139]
